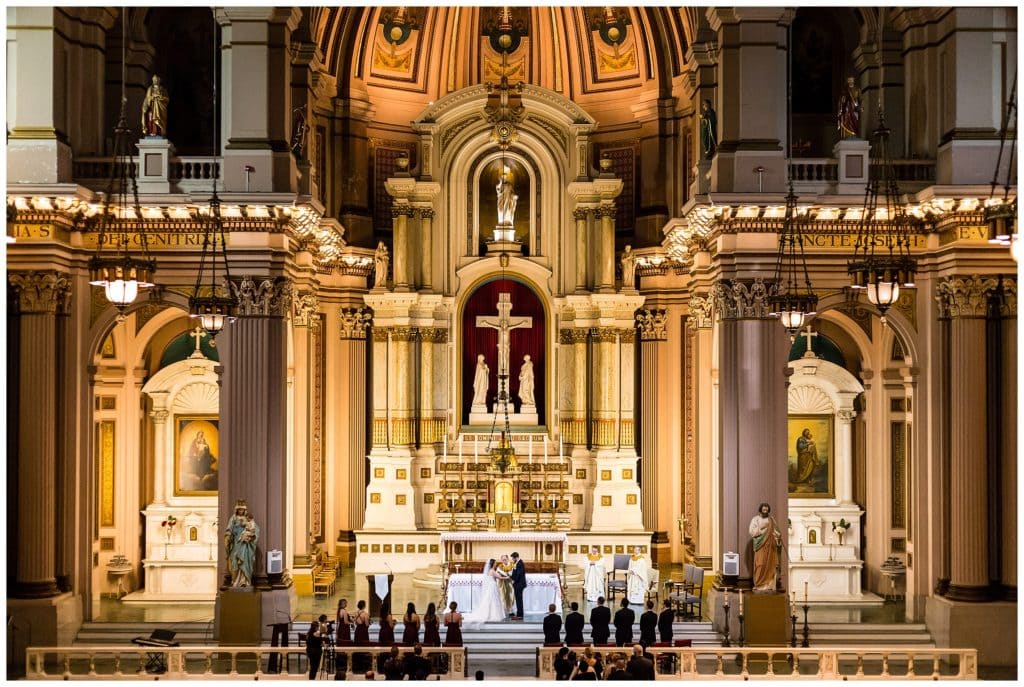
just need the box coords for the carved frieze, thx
[636,308,668,341]
[339,307,373,339]
[997,278,1017,318]
[293,292,320,328]
[231,276,293,317]
[711,278,773,320]
[390,326,418,342]
[419,327,449,344]
[935,275,999,319]
[8,271,71,314]
[559,328,590,345]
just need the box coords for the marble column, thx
[573,208,590,293]
[595,204,617,292]
[637,309,669,531]
[9,271,70,597]
[998,280,1016,599]
[338,307,372,534]
[418,209,435,292]
[592,328,618,448]
[936,275,997,601]
[688,295,715,561]
[712,279,789,589]
[219,276,292,590]
[392,204,413,292]
[290,294,319,567]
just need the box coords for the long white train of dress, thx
[462,565,509,629]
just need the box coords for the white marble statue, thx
[620,245,637,290]
[496,166,518,228]
[373,241,389,289]
[518,354,535,406]
[626,546,649,605]
[476,293,532,377]
[472,354,490,406]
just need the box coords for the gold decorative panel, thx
[626,494,637,505]
[601,495,612,506]
[429,545,439,553]
[360,544,369,553]
[383,544,392,553]
[568,545,578,554]
[424,493,435,504]
[374,467,385,479]
[575,469,586,479]
[623,469,633,480]
[370,493,381,504]
[99,537,115,551]
[98,421,115,527]
[396,494,407,505]
[420,468,431,479]
[418,545,428,553]
[395,544,403,553]
[600,470,612,481]
[396,469,407,480]
[573,494,583,505]
[603,545,613,554]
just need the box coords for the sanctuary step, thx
[74,621,214,647]
[807,622,934,648]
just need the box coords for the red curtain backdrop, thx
[461,278,546,425]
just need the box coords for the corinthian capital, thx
[339,307,373,339]
[636,309,669,341]
[711,278,773,320]
[293,292,320,328]
[9,271,71,314]
[996,278,1017,319]
[686,295,714,330]
[231,276,293,317]
[934,275,998,319]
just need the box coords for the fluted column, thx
[8,271,69,598]
[149,404,170,505]
[290,293,319,566]
[339,307,372,533]
[713,279,789,589]
[592,328,618,447]
[687,295,715,561]
[390,327,416,446]
[595,204,617,292]
[937,275,997,600]
[573,208,590,292]
[637,310,668,531]
[392,204,413,291]
[219,276,292,590]
[417,209,435,291]
[419,329,434,442]
[998,280,1016,598]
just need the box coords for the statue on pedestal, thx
[225,499,259,588]
[620,245,637,290]
[837,76,862,139]
[517,354,535,406]
[699,99,717,159]
[141,75,169,137]
[496,166,518,228]
[373,241,390,289]
[472,354,490,407]
[748,502,783,592]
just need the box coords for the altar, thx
[440,531,567,564]
[447,572,561,614]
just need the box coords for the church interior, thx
[5,4,1018,680]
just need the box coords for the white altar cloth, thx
[447,573,561,614]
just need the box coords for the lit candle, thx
[724,589,730,608]
[529,436,533,463]
[544,436,548,464]
[791,592,796,616]
[804,581,808,604]
[739,590,744,613]
[475,435,479,462]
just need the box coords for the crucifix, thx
[475,293,533,411]
[189,323,209,359]
[799,325,818,357]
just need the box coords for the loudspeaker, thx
[267,550,284,574]
[723,552,739,576]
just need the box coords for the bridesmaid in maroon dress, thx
[353,600,370,644]
[401,602,421,645]
[422,602,441,647]
[335,598,352,642]
[443,601,463,646]
[378,606,396,646]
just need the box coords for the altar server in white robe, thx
[584,546,606,602]
[626,546,649,605]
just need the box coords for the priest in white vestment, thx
[584,546,606,602]
[626,546,649,605]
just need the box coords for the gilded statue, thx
[141,75,169,137]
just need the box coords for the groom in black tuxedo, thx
[510,552,527,620]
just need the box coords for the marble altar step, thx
[807,622,934,648]
[74,621,215,646]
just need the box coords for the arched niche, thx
[134,356,220,601]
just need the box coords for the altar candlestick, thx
[804,581,808,603]
[544,436,548,464]
[791,591,796,616]
[739,589,744,613]
[528,436,533,463]
[474,435,478,462]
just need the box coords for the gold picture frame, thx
[787,414,835,498]
[174,415,219,495]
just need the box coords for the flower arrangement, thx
[832,518,850,544]
[161,515,178,541]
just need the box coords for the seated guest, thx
[571,658,598,681]
[382,646,404,680]
[363,670,376,680]
[543,603,563,644]
[554,647,575,680]
[626,644,655,680]
[613,598,635,647]
[589,596,611,645]
[639,600,658,647]
[474,670,485,680]
[564,602,585,645]
[606,658,632,681]
[404,644,431,681]
[658,598,674,643]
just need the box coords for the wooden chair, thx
[682,565,704,620]
[313,565,336,598]
[645,567,660,605]
[605,554,631,601]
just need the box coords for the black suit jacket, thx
[404,654,431,680]
[613,607,635,644]
[607,669,633,681]
[543,613,562,644]
[626,655,655,680]
[589,605,611,643]
[564,611,585,644]
[639,610,658,646]
[511,559,527,590]
[657,609,674,643]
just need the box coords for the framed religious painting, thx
[787,414,834,498]
[174,415,219,495]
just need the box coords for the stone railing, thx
[789,158,936,194]
[535,645,977,680]
[25,645,468,680]
[72,156,222,193]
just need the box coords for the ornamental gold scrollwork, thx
[340,307,374,339]
[711,278,773,320]
[292,292,320,328]
[686,295,713,330]
[934,275,999,319]
[8,271,71,314]
[636,308,669,341]
[231,276,293,317]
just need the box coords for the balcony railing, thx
[72,156,222,193]
[789,159,935,194]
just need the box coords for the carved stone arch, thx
[87,294,190,362]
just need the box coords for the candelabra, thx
[790,610,798,647]
[737,609,746,647]
[721,597,731,648]
[801,603,811,648]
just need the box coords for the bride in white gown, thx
[462,559,509,629]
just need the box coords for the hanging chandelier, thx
[985,70,1017,261]
[188,11,237,337]
[88,11,156,317]
[846,109,918,324]
[768,184,818,339]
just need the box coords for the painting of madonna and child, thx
[787,415,833,498]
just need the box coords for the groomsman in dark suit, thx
[564,602,585,645]
[589,596,611,644]
[658,599,674,643]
